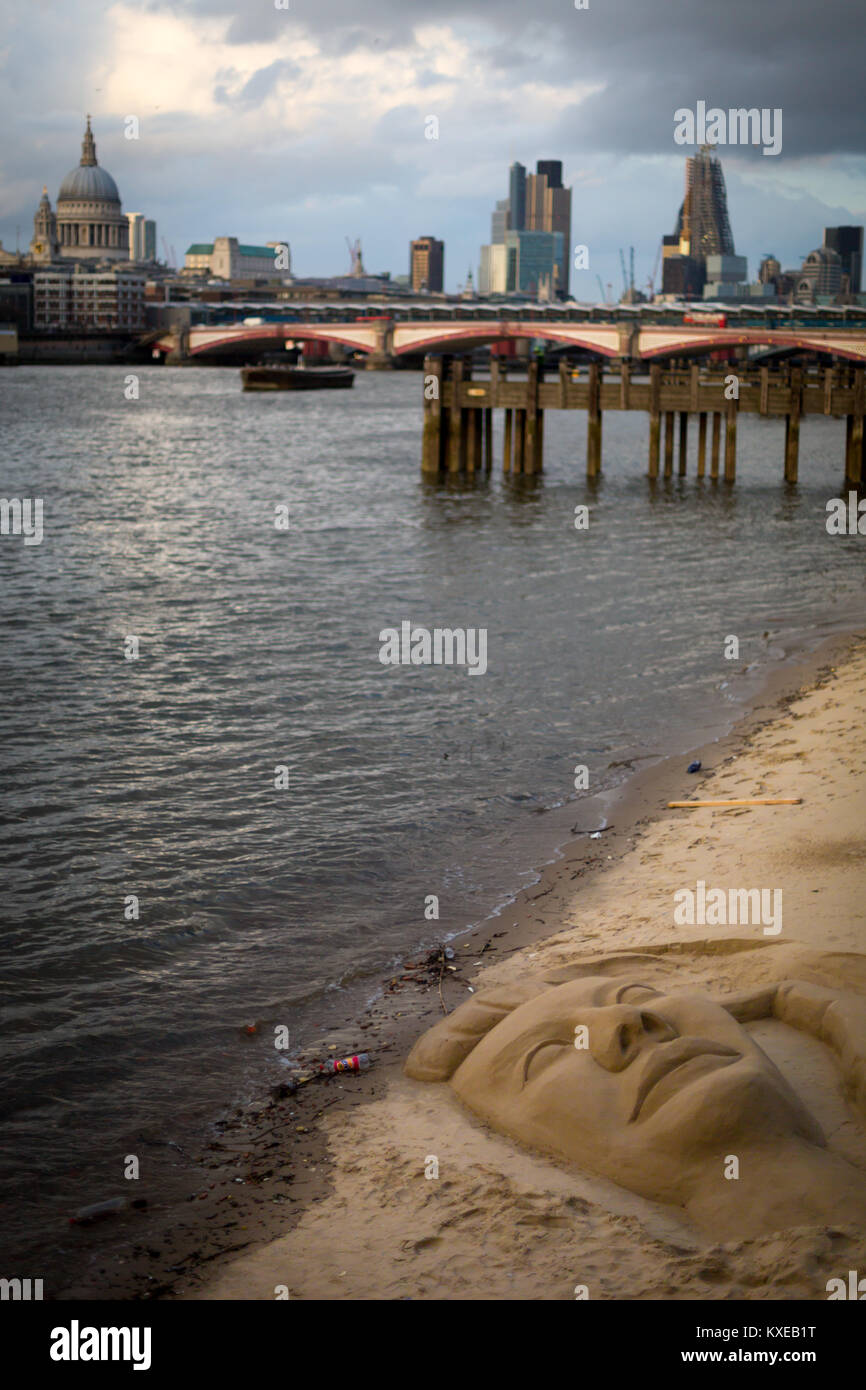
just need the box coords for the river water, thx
[1,364,863,1261]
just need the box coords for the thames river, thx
[1,363,864,1260]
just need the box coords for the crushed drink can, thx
[320,1053,370,1075]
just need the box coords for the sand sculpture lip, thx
[629,1038,740,1122]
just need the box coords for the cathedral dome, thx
[58,163,120,203]
[48,117,129,262]
[56,116,120,204]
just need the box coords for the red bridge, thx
[154,319,866,365]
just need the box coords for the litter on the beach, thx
[70,1196,147,1226]
[319,1053,370,1076]
[667,797,802,808]
[687,761,702,773]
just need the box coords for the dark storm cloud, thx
[1,0,862,289]
[171,0,866,157]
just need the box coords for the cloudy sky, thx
[2,0,863,294]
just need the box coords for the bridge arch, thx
[637,327,866,363]
[154,322,388,358]
[391,320,623,357]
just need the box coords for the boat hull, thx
[241,365,355,391]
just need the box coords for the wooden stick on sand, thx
[667,798,802,808]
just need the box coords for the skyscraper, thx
[480,158,571,298]
[127,212,145,260]
[127,213,158,262]
[504,229,563,297]
[479,243,508,295]
[663,148,735,297]
[823,227,863,295]
[508,162,526,232]
[410,236,444,293]
[526,160,571,296]
[535,160,563,188]
[491,199,509,244]
[677,148,735,262]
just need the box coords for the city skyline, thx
[1,0,864,293]
[7,113,863,310]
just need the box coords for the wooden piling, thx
[503,408,513,474]
[460,409,470,474]
[514,410,526,474]
[448,357,465,473]
[823,367,834,417]
[524,360,542,475]
[689,363,699,414]
[710,412,721,479]
[678,411,688,476]
[697,412,707,478]
[784,367,801,484]
[663,410,674,477]
[466,399,478,475]
[486,358,498,475]
[421,355,444,476]
[587,361,602,477]
[648,363,661,478]
[724,395,737,482]
[847,367,864,486]
[845,415,854,485]
[559,357,569,408]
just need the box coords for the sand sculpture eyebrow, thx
[614,982,660,1002]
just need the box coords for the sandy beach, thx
[169,631,866,1302]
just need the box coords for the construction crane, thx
[618,247,638,302]
[346,237,365,277]
[595,273,606,305]
[161,236,176,269]
[646,239,663,299]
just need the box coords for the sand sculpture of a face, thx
[405,950,866,1237]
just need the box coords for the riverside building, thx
[32,264,146,331]
[182,238,291,279]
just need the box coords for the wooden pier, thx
[421,355,866,485]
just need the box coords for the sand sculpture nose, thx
[588,1005,676,1072]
